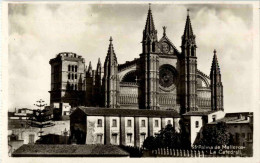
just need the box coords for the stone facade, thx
[49,52,85,107]
[49,6,223,114]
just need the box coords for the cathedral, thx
[49,6,224,115]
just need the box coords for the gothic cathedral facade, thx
[49,6,224,114]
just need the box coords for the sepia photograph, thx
[2,1,259,161]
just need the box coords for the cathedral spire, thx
[144,4,156,35]
[87,61,92,76]
[103,37,119,108]
[98,57,101,65]
[88,61,92,72]
[107,36,117,64]
[182,9,196,47]
[142,4,158,53]
[96,58,102,75]
[210,49,221,76]
[210,49,224,111]
[183,9,194,38]
[179,9,198,113]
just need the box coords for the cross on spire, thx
[214,49,217,54]
[187,8,190,16]
[163,26,167,36]
[109,36,113,43]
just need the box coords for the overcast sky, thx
[8,3,254,112]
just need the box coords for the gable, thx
[158,35,180,56]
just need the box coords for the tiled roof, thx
[12,144,129,157]
[225,112,253,117]
[208,112,253,125]
[182,110,218,116]
[73,107,180,118]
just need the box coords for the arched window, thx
[72,74,74,80]
[68,65,71,71]
[191,46,195,57]
[75,74,77,79]
[72,65,74,72]
[152,42,156,52]
[75,66,78,72]
[68,73,70,80]
[122,71,137,83]
[75,84,77,90]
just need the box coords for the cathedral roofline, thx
[118,58,139,72]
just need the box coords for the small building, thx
[12,144,129,157]
[70,107,181,147]
[208,112,253,147]
[182,110,226,145]
[8,134,24,156]
[8,108,33,121]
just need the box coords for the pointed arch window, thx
[191,46,195,57]
[68,65,71,71]
[152,42,156,52]
[75,66,78,72]
[72,65,74,72]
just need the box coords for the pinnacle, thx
[88,61,92,72]
[88,61,92,69]
[144,4,156,34]
[183,9,194,39]
[106,37,117,64]
[211,49,221,74]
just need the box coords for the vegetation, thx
[143,124,190,150]
[28,99,55,136]
[119,145,143,157]
[196,122,231,146]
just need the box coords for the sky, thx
[8,3,255,112]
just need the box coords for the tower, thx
[49,52,85,107]
[85,61,93,106]
[179,9,197,113]
[210,49,224,111]
[139,4,160,110]
[103,37,120,108]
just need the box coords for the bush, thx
[143,124,190,150]
[119,145,143,157]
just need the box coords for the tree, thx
[143,124,190,150]
[197,122,231,146]
[28,99,55,136]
